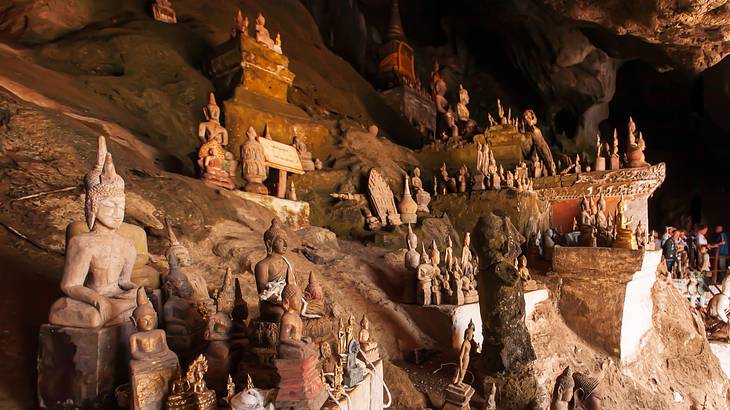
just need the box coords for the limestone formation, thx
[367,168,402,226]
[474,213,536,372]
[49,136,138,328]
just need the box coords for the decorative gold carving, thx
[535,163,665,201]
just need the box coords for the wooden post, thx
[277,169,287,198]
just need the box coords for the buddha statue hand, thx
[119,281,138,291]
[91,293,112,324]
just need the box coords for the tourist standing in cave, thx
[712,225,728,283]
[662,229,679,277]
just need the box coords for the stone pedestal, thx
[381,85,437,139]
[442,383,474,410]
[274,353,327,409]
[229,190,310,229]
[401,291,549,357]
[129,355,179,410]
[238,346,280,389]
[552,247,661,363]
[38,323,134,409]
[594,157,606,171]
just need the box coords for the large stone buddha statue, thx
[254,218,292,323]
[49,137,138,328]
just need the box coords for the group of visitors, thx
[660,224,728,306]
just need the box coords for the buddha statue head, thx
[263,218,287,255]
[572,372,601,409]
[412,167,421,178]
[204,92,220,122]
[131,287,157,332]
[435,79,447,97]
[281,269,302,314]
[523,109,537,127]
[165,254,195,300]
[166,218,192,267]
[552,366,574,403]
[256,13,266,28]
[85,136,125,231]
[246,126,258,141]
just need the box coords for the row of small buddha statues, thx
[550,194,646,251]
[151,3,283,56]
[406,227,479,306]
[197,92,319,195]
[39,137,379,409]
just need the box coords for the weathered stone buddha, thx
[445,236,455,272]
[163,254,206,363]
[612,197,638,250]
[241,126,269,195]
[49,140,138,328]
[165,219,212,307]
[304,271,325,317]
[129,288,179,410]
[292,133,315,172]
[198,92,236,177]
[456,85,479,137]
[474,214,536,373]
[551,366,574,410]
[204,305,233,394]
[278,270,312,360]
[255,13,276,51]
[255,218,292,323]
[405,224,421,271]
[523,109,556,176]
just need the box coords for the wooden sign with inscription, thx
[258,137,305,175]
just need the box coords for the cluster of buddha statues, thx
[407,227,479,306]
[433,78,481,142]
[39,136,389,410]
[546,195,644,251]
[151,0,177,24]
[195,93,315,196]
[229,9,282,54]
[550,366,602,410]
[560,116,650,175]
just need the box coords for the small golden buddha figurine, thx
[129,288,179,410]
[612,196,638,250]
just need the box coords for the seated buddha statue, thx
[49,136,138,328]
[129,288,179,410]
[163,255,205,361]
[255,13,276,50]
[254,218,292,323]
[277,270,313,360]
[198,93,236,175]
[613,196,638,250]
[165,219,214,309]
[304,271,325,317]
